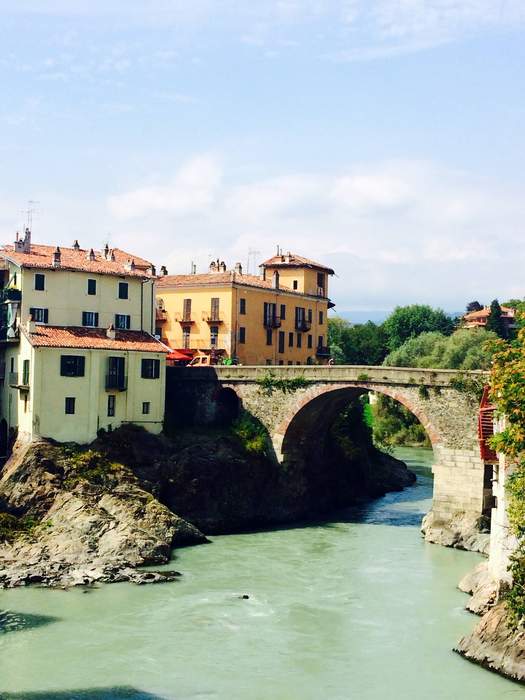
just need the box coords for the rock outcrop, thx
[421,510,490,555]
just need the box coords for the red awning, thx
[167,349,193,361]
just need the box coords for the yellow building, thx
[156,252,334,365]
[0,229,169,450]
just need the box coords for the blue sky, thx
[1,1,524,314]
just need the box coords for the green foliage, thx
[383,304,454,351]
[257,371,309,395]
[371,395,429,448]
[466,300,483,313]
[357,373,370,381]
[449,372,486,402]
[63,449,124,488]
[418,385,430,399]
[0,512,38,543]
[488,320,525,624]
[327,317,388,365]
[485,299,507,339]
[231,413,268,455]
[384,328,497,370]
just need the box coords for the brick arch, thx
[274,383,441,462]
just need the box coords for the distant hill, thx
[335,310,464,325]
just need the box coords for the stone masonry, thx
[168,365,490,551]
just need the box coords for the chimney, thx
[209,260,217,273]
[104,243,110,259]
[219,261,227,272]
[285,251,292,263]
[160,265,168,276]
[27,316,36,335]
[124,258,135,272]
[15,228,31,253]
[149,265,156,276]
[106,324,116,340]
[272,270,280,289]
[110,250,116,261]
[73,240,80,251]
[234,262,243,275]
[87,248,96,262]
[52,246,61,267]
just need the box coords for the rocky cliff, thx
[0,416,415,588]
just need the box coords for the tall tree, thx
[485,299,506,339]
[466,300,483,313]
[382,305,454,351]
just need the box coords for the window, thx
[278,360,284,365]
[307,334,313,349]
[263,302,278,326]
[210,297,220,320]
[266,328,273,346]
[278,331,285,353]
[287,361,293,365]
[34,273,45,291]
[288,332,294,348]
[65,397,76,415]
[22,359,30,386]
[307,309,313,323]
[210,325,219,347]
[182,327,190,349]
[61,355,85,377]
[82,311,99,327]
[107,395,116,417]
[23,393,28,413]
[183,298,192,321]
[319,310,324,325]
[10,357,14,372]
[87,279,97,295]
[280,304,286,320]
[318,335,324,347]
[141,358,160,379]
[239,327,246,344]
[317,272,325,291]
[293,280,298,290]
[115,314,131,330]
[265,359,272,366]
[118,282,128,299]
[239,298,246,315]
[297,333,302,348]
[29,307,48,324]
[142,401,150,415]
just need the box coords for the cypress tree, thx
[486,299,506,339]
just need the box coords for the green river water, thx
[0,447,523,700]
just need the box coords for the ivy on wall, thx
[256,372,310,396]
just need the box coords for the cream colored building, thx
[156,252,335,365]
[0,229,168,450]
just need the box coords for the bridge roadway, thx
[169,364,490,551]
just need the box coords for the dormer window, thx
[35,273,45,291]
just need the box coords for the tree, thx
[466,300,483,313]
[485,299,506,339]
[382,305,454,351]
[328,318,388,365]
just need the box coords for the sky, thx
[0,1,524,315]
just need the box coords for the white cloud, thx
[99,156,525,311]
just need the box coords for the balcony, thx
[316,345,331,358]
[203,312,224,324]
[263,315,281,329]
[105,375,128,392]
[316,286,326,297]
[0,326,20,343]
[9,371,29,390]
[1,288,22,303]
[295,319,311,332]
[175,313,194,325]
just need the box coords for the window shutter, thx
[94,313,99,327]
[43,309,49,324]
[29,307,35,321]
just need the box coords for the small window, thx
[318,335,324,347]
[65,397,76,415]
[35,273,45,291]
[141,358,160,379]
[182,327,191,349]
[307,309,313,323]
[319,310,324,325]
[266,328,273,346]
[280,304,286,320]
[142,401,150,415]
[118,282,128,299]
[278,331,285,353]
[115,314,131,330]
[107,395,116,417]
[293,280,298,290]
[10,357,14,372]
[288,332,294,348]
[287,361,293,365]
[61,355,85,377]
[23,393,29,413]
[239,327,246,344]
[210,325,219,347]
[240,298,246,315]
[22,359,30,386]
[82,311,99,327]
[265,359,272,366]
[88,279,97,295]
[297,333,302,349]
[307,334,313,349]
[29,307,48,324]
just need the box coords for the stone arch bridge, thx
[168,365,491,550]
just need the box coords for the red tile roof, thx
[463,306,516,321]
[157,271,324,298]
[24,325,170,353]
[261,252,334,274]
[0,244,154,279]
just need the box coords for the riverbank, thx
[0,422,415,588]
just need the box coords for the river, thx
[0,447,522,699]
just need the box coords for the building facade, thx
[0,229,168,449]
[156,252,334,365]
[462,305,516,333]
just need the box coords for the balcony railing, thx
[8,372,18,386]
[1,288,22,303]
[105,375,128,391]
[263,315,281,329]
[203,312,224,324]
[316,286,326,297]
[295,319,311,332]
[316,345,331,358]
[175,313,194,324]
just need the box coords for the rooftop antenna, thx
[19,200,39,231]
